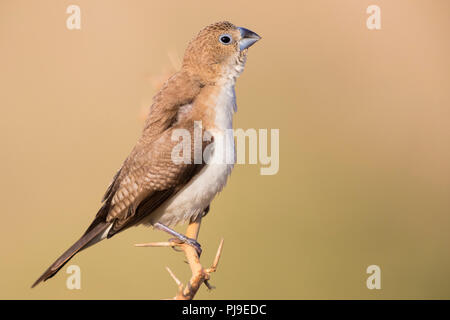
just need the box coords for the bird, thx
[32,21,260,288]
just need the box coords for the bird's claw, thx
[168,237,202,257]
[185,237,202,257]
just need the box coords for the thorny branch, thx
[135,216,224,300]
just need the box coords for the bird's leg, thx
[153,222,202,257]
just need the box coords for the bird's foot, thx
[169,237,202,257]
[154,222,202,256]
[135,222,203,257]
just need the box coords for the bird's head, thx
[182,21,261,84]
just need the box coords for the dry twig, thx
[135,216,224,300]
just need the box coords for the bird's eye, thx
[219,34,232,45]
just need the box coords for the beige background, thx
[1,0,449,299]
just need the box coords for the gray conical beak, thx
[238,27,261,51]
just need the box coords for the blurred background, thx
[1,0,449,299]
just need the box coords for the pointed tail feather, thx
[31,222,110,288]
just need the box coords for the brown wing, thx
[108,125,209,236]
[84,71,207,237]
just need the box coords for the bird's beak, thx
[238,27,261,51]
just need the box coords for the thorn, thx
[211,238,224,270]
[134,241,178,247]
[204,280,216,291]
[166,267,182,287]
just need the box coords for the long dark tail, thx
[31,222,110,288]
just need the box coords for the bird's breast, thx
[144,82,237,226]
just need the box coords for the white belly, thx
[145,82,236,226]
